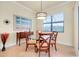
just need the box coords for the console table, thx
[16,32,33,46]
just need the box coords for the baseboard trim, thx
[0,42,16,49]
[57,41,73,47]
[0,40,26,50]
[6,43,16,48]
[0,41,73,49]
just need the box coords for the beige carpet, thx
[0,43,75,57]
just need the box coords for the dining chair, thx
[35,33,51,57]
[51,31,58,51]
[25,32,37,51]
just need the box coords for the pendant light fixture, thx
[36,0,47,20]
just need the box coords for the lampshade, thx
[36,12,47,20]
[36,1,47,20]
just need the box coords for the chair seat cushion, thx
[27,40,36,44]
[36,43,48,49]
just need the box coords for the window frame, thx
[13,15,32,31]
[43,13,64,33]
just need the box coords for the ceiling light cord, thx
[41,0,42,12]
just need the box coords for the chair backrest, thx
[51,31,58,41]
[38,32,53,57]
[38,33,52,48]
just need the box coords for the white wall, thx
[0,2,36,49]
[36,2,74,47]
[74,2,79,56]
[0,1,75,50]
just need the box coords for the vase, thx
[1,32,9,51]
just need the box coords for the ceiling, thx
[17,1,70,12]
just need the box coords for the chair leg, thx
[48,49,50,57]
[26,46,27,51]
[39,50,40,57]
[16,39,18,45]
[51,43,53,47]
[34,45,38,53]
[19,39,20,46]
[54,43,57,51]
[45,50,47,53]
[26,44,28,51]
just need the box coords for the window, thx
[15,16,32,31]
[43,23,51,32]
[43,12,64,32]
